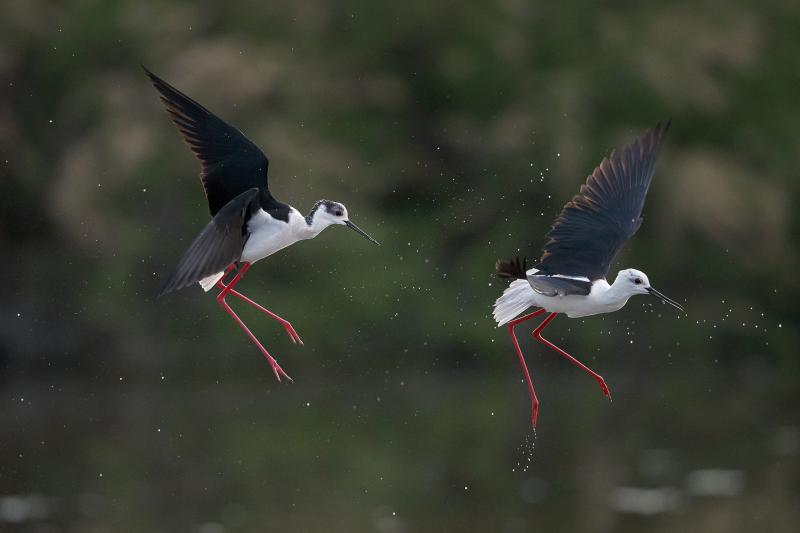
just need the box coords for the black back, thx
[144,67,273,216]
[536,122,669,280]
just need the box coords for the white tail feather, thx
[199,271,225,292]
[493,278,536,326]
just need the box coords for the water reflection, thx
[686,469,745,497]
[4,373,794,531]
[0,494,49,524]
[610,487,683,515]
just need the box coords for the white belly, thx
[240,208,307,264]
[532,292,627,318]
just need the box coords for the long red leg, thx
[531,313,611,400]
[216,263,303,344]
[216,263,292,382]
[214,280,303,345]
[222,263,237,277]
[506,309,547,428]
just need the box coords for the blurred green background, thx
[2,0,799,531]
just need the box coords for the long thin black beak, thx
[344,220,380,245]
[647,287,684,312]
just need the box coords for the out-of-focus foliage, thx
[1,0,798,531]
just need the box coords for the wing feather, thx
[158,188,260,296]
[536,122,669,280]
[144,66,271,216]
[527,275,592,297]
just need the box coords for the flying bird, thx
[493,122,683,428]
[144,67,379,382]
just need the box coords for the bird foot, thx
[531,402,539,429]
[596,377,612,401]
[234,324,294,383]
[279,320,304,346]
[266,354,293,383]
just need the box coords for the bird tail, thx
[199,271,225,292]
[495,257,527,280]
[493,278,537,326]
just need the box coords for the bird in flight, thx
[493,122,683,428]
[144,67,379,382]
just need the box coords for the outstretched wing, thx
[159,188,260,296]
[536,122,669,280]
[144,66,270,216]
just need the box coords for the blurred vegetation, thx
[1,0,798,532]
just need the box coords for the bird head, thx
[309,200,380,245]
[615,268,684,311]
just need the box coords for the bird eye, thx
[634,278,642,285]
[334,210,343,217]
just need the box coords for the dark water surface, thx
[3,364,796,532]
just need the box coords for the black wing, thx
[536,122,669,280]
[159,188,260,296]
[144,66,270,216]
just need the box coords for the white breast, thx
[240,208,309,264]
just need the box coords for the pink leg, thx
[531,313,611,400]
[506,309,547,428]
[216,263,292,382]
[217,262,251,302]
[214,276,303,345]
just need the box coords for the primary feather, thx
[536,121,669,280]
[143,66,272,216]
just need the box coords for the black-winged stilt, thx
[144,67,379,382]
[493,122,683,428]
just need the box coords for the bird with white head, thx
[493,122,684,428]
[144,67,379,382]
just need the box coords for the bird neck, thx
[301,205,331,238]
[596,278,633,309]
